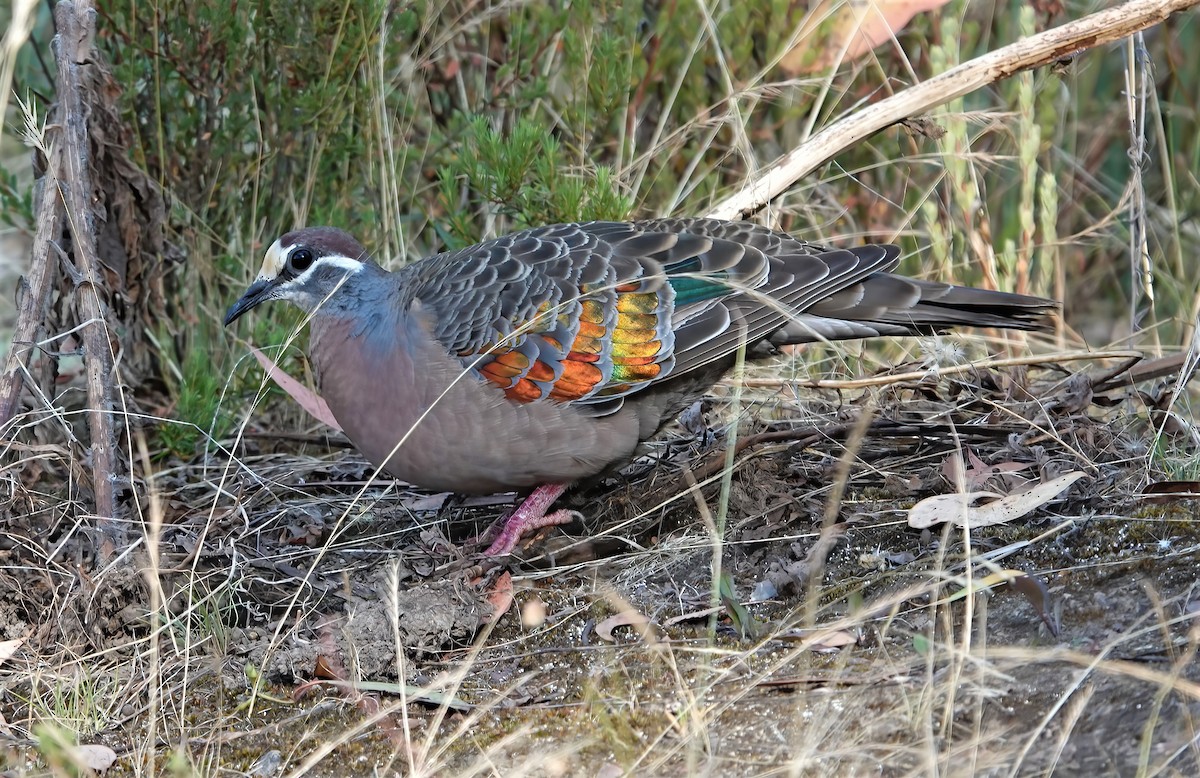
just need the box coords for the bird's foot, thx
[476,482,573,556]
[482,508,582,556]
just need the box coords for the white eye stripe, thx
[279,253,365,285]
[257,239,366,286]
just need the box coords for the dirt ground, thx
[2,352,1199,776]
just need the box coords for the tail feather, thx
[624,217,1057,367]
[793,272,1055,342]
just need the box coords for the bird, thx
[224,218,1055,555]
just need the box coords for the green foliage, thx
[1150,432,1200,481]
[161,581,237,658]
[437,118,632,245]
[103,0,395,243]
[718,573,763,640]
[24,670,122,742]
[32,723,82,777]
[154,323,233,458]
[0,164,33,230]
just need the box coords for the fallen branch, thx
[708,0,1200,220]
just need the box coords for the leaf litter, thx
[4,354,1200,773]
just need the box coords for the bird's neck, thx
[308,263,402,329]
[307,293,485,462]
[307,289,452,403]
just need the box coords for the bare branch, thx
[707,0,1200,221]
[0,151,63,426]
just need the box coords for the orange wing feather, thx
[471,282,671,404]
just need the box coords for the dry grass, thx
[3,0,1200,775]
[6,344,1199,775]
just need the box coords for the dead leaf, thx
[1006,571,1057,636]
[250,346,341,430]
[663,606,721,627]
[776,628,859,652]
[780,0,953,75]
[1153,410,1200,448]
[1140,481,1200,504]
[481,571,514,624]
[596,609,655,643]
[0,638,24,665]
[942,449,1031,491]
[596,764,624,778]
[945,569,1057,636]
[248,750,283,777]
[908,472,1085,529]
[314,653,341,680]
[1053,372,1094,414]
[77,744,117,772]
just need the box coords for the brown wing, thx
[405,220,892,411]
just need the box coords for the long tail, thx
[634,216,1057,346]
[773,271,1056,345]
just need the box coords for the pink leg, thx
[482,483,576,556]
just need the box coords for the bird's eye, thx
[288,248,315,273]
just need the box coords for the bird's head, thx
[224,227,375,325]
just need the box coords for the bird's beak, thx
[223,277,275,326]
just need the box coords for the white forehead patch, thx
[257,239,286,280]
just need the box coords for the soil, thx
[2,356,1199,775]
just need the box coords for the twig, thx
[0,149,63,426]
[665,417,1040,504]
[727,350,1144,389]
[657,424,850,500]
[707,0,1200,220]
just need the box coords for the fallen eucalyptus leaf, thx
[908,472,1085,529]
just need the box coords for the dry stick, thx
[53,0,125,558]
[729,349,1145,389]
[707,0,1200,220]
[0,147,64,426]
